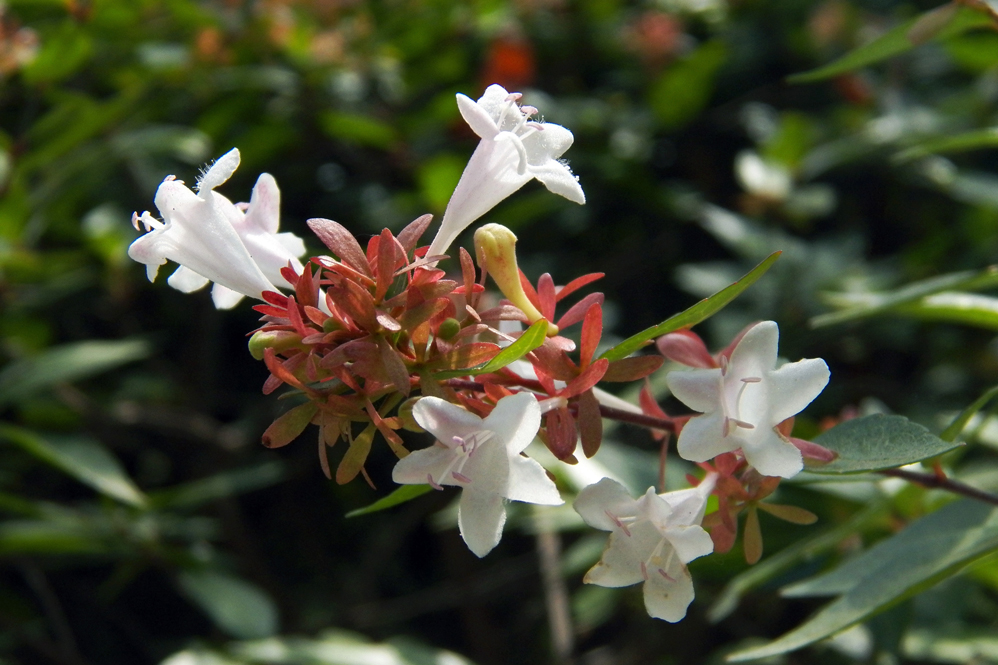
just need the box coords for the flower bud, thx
[474,223,559,335]
[436,317,461,340]
[396,397,426,433]
[248,330,302,360]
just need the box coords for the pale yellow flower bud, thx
[474,223,559,335]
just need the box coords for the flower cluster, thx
[128,84,832,623]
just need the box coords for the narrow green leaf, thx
[0,426,146,507]
[177,570,278,639]
[648,41,727,130]
[319,111,398,149]
[894,291,998,330]
[811,266,998,328]
[345,484,433,518]
[787,5,993,84]
[895,127,998,162]
[810,414,962,474]
[600,252,781,363]
[728,500,998,662]
[149,462,286,510]
[0,339,150,406]
[434,319,549,379]
[941,384,998,442]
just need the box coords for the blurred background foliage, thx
[4,0,998,663]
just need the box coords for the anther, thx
[131,211,141,231]
[640,561,649,581]
[451,472,472,484]
[505,92,523,102]
[605,510,631,537]
[730,418,755,430]
[657,569,676,582]
[720,355,729,376]
[427,474,443,491]
[741,377,762,383]
[520,105,538,116]
[164,174,176,182]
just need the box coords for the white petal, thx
[167,265,210,293]
[742,429,803,478]
[663,525,714,563]
[522,122,574,162]
[244,173,281,233]
[729,321,779,376]
[484,392,541,454]
[504,455,562,505]
[145,261,161,282]
[658,477,714,526]
[211,283,245,309]
[412,397,485,448]
[197,148,240,196]
[642,559,695,623]
[458,487,507,557]
[676,411,735,463]
[667,369,722,414]
[529,160,586,204]
[767,358,830,424]
[574,478,640,531]
[460,431,509,496]
[457,93,499,140]
[276,232,306,259]
[392,444,456,485]
[584,522,662,588]
[476,84,513,120]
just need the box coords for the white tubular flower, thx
[574,476,716,622]
[425,84,585,259]
[128,148,307,309]
[666,321,830,479]
[392,392,563,557]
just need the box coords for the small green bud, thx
[397,397,425,433]
[437,317,461,341]
[322,317,342,333]
[248,330,303,361]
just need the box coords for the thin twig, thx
[534,508,575,665]
[878,468,998,506]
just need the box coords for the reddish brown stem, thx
[878,468,998,507]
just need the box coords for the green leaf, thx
[177,570,278,640]
[22,20,93,84]
[811,266,998,327]
[345,484,433,518]
[149,462,286,510]
[728,500,998,662]
[787,5,993,84]
[809,414,962,474]
[0,339,150,406]
[648,41,727,130]
[941,385,998,442]
[319,111,398,150]
[434,319,549,379]
[0,426,147,507]
[894,127,998,162]
[893,292,998,330]
[600,252,781,363]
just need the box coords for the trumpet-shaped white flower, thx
[426,84,585,259]
[392,392,563,557]
[128,148,306,309]
[666,321,830,478]
[574,476,716,622]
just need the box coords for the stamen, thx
[131,211,141,231]
[730,418,755,430]
[741,377,762,383]
[427,474,443,491]
[720,355,729,376]
[505,92,523,102]
[605,510,632,537]
[164,175,177,182]
[451,472,472,483]
[520,105,538,116]
[723,417,731,437]
[640,561,649,581]
[657,568,676,582]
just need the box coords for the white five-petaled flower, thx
[425,84,585,259]
[392,392,563,557]
[574,475,716,622]
[666,321,830,478]
[128,148,307,309]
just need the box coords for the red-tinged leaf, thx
[281,264,299,285]
[322,259,376,287]
[398,213,434,256]
[556,292,604,330]
[793,437,837,464]
[296,263,319,309]
[375,228,399,303]
[285,295,310,337]
[602,355,665,382]
[263,373,283,395]
[263,349,311,394]
[262,290,288,307]
[640,380,669,419]
[330,279,379,331]
[757,502,818,525]
[377,336,411,396]
[531,343,579,382]
[303,305,327,327]
[400,299,451,333]
[375,310,402,333]
[261,401,318,448]
[709,517,737,554]
[518,269,542,309]
[477,304,528,322]
[656,330,716,368]
[562,358,609,399]
[410,279,459,306]
[363,400,408,458]
[743,506,763,564]
[431,342,501,371]
[538,273,557,321]
[460,247,478,308]
[483,382,513,403]
[318,436,332,479]
[545,407,578,460]
[577,389,603,458]
[556,272,605,301]
[253,304,289,318]
[308,218,372,277]
[336,424,376,484]
[579,302,603,369]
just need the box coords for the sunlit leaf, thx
[809,414,962,474]
[648,41,727,130]
[600,252,781,363]
[434,319,548,379]
[893,291,998,330]
[941,384,998,442]
[729,500,998,661]
[345,484,433,518]
[177,570,278,640]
